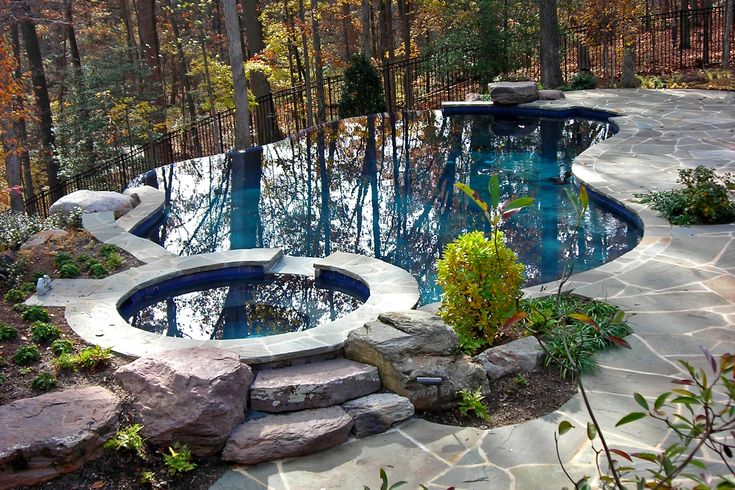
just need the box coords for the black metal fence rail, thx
[25,49,481,217]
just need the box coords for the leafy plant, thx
[50,338,74,357]
[58,261,81,278]
[363,468,407,490]
[31,372,58,391]
[437,176,533,352]
[139,471,156,485]
[54,345,112,372]
[0,323,19,341]
[164,443,197,475]
[22,306,50,323]
[30,321,61,344]
[457,388,491,421]
[14,345,41,366]
[87,261,109,278]
[4,289,25,304]
[104,424,146,458]
[338,53,387,119]
[0,256,26,289]
[567,70,597,90]
[557,349,735,489]
[12,303,27,314]
[0,210,82,251]
[99,243,120,259]
[0,373,5,386]
[54,252,74,269]
[19,282,36,295]
[512,373,528,387]
[104,252,123,270]
[638,166,735,225]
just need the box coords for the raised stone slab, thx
[50,189,135,219]
[250,358,381,413]
[473,336,545,380]
[488,81,539,105]
[342,392,415,437]
[222,407,354,465]
[538,89,565,100]
[0,386,121,489]
[115,347,254,456]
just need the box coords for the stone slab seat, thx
[249,358,381,413]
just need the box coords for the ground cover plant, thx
[638,166,735,225]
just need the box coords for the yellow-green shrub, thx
[436,230,524,353]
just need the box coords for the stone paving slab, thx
[212,90,735,488]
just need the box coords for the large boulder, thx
[344,311,489,411]
[488,81,539,105]
[19,229,68,251]
[473,336,545,380]
[115,347,254,456]
[49,190,136,219]
[222,407,353,465]
[342,393,415,437]
[0,386,121,489]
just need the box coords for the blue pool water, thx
[134,110,642,305]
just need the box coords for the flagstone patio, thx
[208,89,735,489]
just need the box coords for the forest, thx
[0,0,734,215]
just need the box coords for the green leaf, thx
[654,392,670,411]
[631,452,659,463]
[612,309,625,324]
[455,183,489,213]
[615,412,646,427]
[634,392,649,411]
[575,477,592,490]
[565,188,580,215]
[586,421,596,441]
[388,482,407,490]
[502,197,534,213]
[558,420,574,435]
[579,185,589,212]
[567,313,599,331]
[380,468,388,490]
[489,175,500,210]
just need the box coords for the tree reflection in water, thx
[138,111,642,305]
[127,274,362,340]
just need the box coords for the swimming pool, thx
[134,110,642,305]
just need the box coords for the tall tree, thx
[18,1,61,196]
[1,24,24,211]
[539,0,563,88]
[135,0,165,131]
[724,0,733,68]
[310,0,326,124]
[223,0,251,148]
[360,0,372,57]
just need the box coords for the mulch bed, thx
[1,229,229,489]
[419,369,577,430]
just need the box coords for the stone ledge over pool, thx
[27,248,420,365]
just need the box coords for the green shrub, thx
[54,252,74,268]
[338,53,387,119]
[99,244,120,259]
[51,339,74,356]
[437,230,524,353]
[512,373,528,387]
[638,166,735,225]
[104,424,146,458]
[0,256,26,289]
[457,388,490,421]
[14,345,40,366]
[30,321,61,344]
[0,373,5,386]
[19,282,36,295]
[12,303,27,314]
[164,443,197,475]
[22,306,50,323]
[58,261,81,278]
[4,289,25,304]
[87,261,109,279]
[104,252,123,270]
[568,70,597,90]
[77,254,93,266]
[55,345,112,372]
[0,323,17,341]
[31,372,58,391]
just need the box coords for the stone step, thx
[249,358,381,413]
[222,406,353,465]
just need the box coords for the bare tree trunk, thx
[3,25,24,212]
[10,23,34,203]
[299,0,315,127]
[18,2,61,196]
[135,0,166,131]
[398,0,412,108]
[360,0,372,57]
[540,0,563,88]
[223,0,251,148]
[342,0,351,61]
[311,0,327,124]
[724,0,733,68]
[169,0,201,155]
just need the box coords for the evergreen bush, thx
[338,53,387,119]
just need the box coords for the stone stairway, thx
[220,357,413,465]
